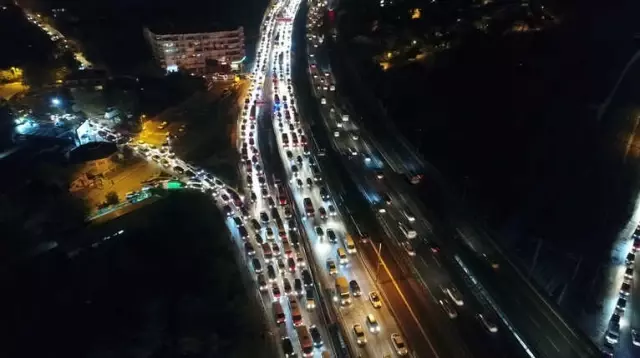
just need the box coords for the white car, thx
[477,313,498,333]
[369,291,382,309]
[445,286,464,306]
[391,333,408,356]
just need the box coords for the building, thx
[143,26,246,75]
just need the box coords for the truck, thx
[334,276,351,306]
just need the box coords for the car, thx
[353,324,367,345]
[294,278,304,295]
[267,197,276,208]
[284,207,293,219]
[244,242,255,256]
[350,280,361,297]
[260,211,269,223]
[326,259,338,275]
[288,218,297,231]
[254,233,264,245]
[632,328,640,346]
[319,206,327,219]
[309,324,324,347]
[627,252,635,266]
[267,264,277,282]
[277,257,286,273]
[296,178,304,189]
[319,187,330,200]
[250,191,257,203]
[281,337,294,356]
[439,299,458,319]
[305,288,316,310]
[381,193,392,205]
[625,267,635,281]
[240,207,250,220]
[272,282,281,301]
[616,297,627,312]
[315,226,325,240]
[607,320,621,344]
[252,258,262,273]
[272,242,281,256]
[283,278,293,295]
[233,216,243,227]
[402,241,416,256]
[620,282,631,296]
[368,291,382,308]
[223,205,234,217]
[428,241,441,253]
[477,313,498,333]
[251,219,261,231]
[366,314,380,333]
[391,333,408,355]
[328,204,337,216]
[445,286,464,306]
[266,227,275,240]
[257,273,268,291]
[287,257,297,273]
[306,177,313,188]
[325,229,337,243]
[261,187,269,197]
[375,171,384,179]
[296,256,306,268]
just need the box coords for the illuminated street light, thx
[51,97,61,106]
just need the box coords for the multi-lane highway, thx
[292,2,529,358]
[310,3,602,358]
[262,1,414,357]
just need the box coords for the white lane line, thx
[546,336,560,352]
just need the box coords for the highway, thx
[317,4,603,358]
[293,2,531,358]
[264,0,412,357]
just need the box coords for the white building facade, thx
[144,26,246,74]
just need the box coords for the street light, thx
[51,97,61,106]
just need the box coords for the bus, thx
[398,222,417,239]
[296,325,314,357]
[303,197,315,217]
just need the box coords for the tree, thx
[105,191,120,205]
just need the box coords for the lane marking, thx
[546,336,560,352]
[369,241,440,358]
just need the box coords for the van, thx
[337,248,349,265]
[273,301,285,325]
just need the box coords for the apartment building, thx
[144,26,245,75]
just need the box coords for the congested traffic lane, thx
[235,1,337,356]
[269,2,414,357]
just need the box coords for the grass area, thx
[0,191,273,358]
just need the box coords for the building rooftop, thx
[146,22,242,36]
